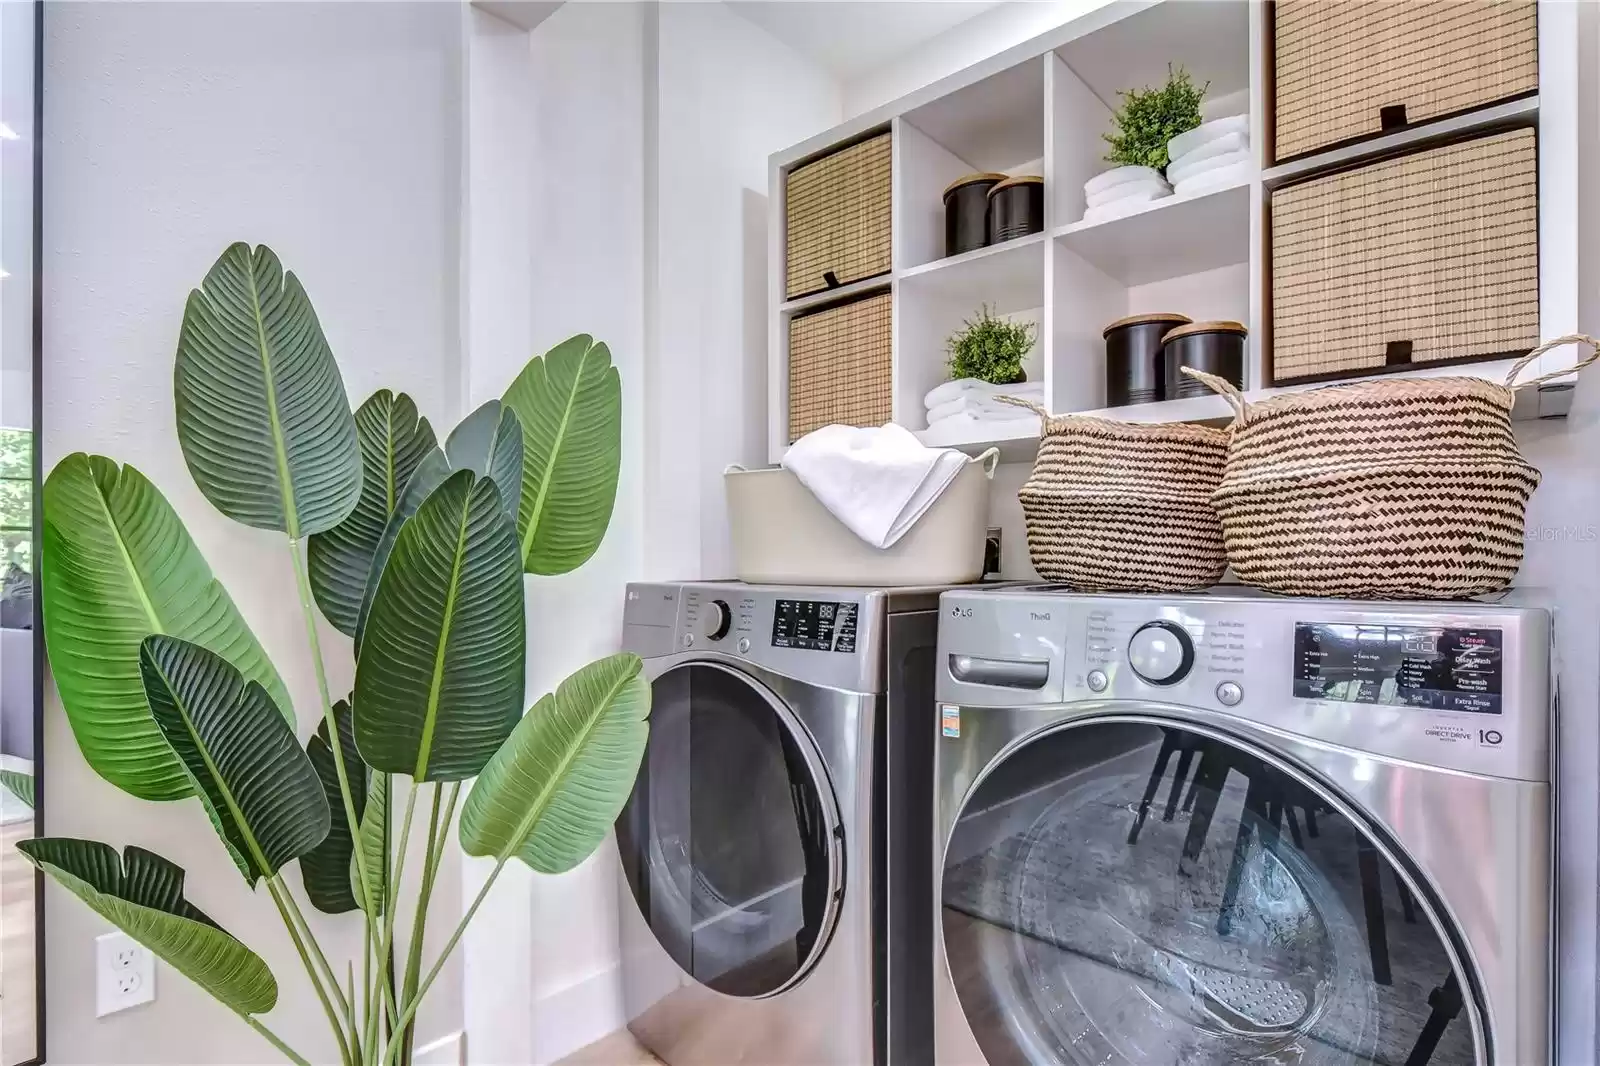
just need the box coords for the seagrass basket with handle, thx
[999,396,1230,592]
[1181,336,1599,599]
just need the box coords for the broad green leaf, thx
[460,653,649,873]
[308,391,437,636]
[444,400,524,519]
[174,242,361,538]
[0,770,33,810]
[350,770,388,916]
[299,698,367,913]
[41,454,291,801]
[502,335,621,575]
[140,636,331,884]
[19,838,277,1015]
[353,471,525,781]
[354,449,449,652]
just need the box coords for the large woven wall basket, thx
[1005,398,1230,592]
[784,132,892,300]
[788,291,893,442]
[1182,336,1599,600]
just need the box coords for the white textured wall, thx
[43,3,464,1061]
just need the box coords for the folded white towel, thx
[1166,133,1249,183]
[1086,177,1172,209]
[1081,188,1172,225]
[781,423,968,549]
[927,392,1046,423]
[923,377,1043,410]
[1084,164,1164,198]
[1167,114,1249,164]
[1174,158,1254,198]
[1168,147,1252,188]
[923,411,1041,437]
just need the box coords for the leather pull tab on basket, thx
[1178,366,1250,426]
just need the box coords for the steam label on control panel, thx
[941,705,961,738]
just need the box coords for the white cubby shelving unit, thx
[766,0,1583,464]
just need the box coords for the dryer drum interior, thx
[617,662,841,999]
[940,717,1482,1066]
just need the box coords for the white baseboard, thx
[530,963,625,1065]
[414,1029,467,1066]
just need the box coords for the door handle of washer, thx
[948,654,1049,689]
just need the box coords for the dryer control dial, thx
[695,598,732,642]
[1128,621,1194,686]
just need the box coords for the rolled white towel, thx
[1166,133,1250,184]
[1081,187,1172,225]
[1168,148,1252,189]
[923,377,1042,410]
[1086,176,1172,209]
[1167,114,1249,164]
[1173,158,1254,198]
[1084,164,1163,198]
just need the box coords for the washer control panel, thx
[935,586,1551,781]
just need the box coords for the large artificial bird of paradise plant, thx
[29,242,649,1065]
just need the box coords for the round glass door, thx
[616,662,839,998]
[941,719,1477,1066]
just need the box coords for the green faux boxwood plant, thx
[946,304,1036,385]
[1102,65,1208,173]
[31,242,649,1066]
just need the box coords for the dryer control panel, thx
[622,582,887,694]
[936,586,1551,782]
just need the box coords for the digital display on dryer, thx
[772,599,857,653]
[1293,623,1502,713]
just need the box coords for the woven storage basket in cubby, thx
[1002,398,1230,593]
[784,132,892,300]
[1182,336,1599,600]
[1270,128,1538,385]
[788,291,892,442]
[1273,0,1536,161]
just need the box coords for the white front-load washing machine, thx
[616,581,945,1066]
[933,586,1552,1066]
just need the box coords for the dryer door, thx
[941,718,1479,1066]
[617,661,842,998]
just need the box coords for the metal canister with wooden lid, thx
[1163,320,1248,399]
[1104,312,1192,406]
[987,175,1044,244]
[942,173,1005,257]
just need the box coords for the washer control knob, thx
[695,599,732,642]
[1086,670,1109,693]
[1128,621,1194,686]
[1216,681,1244,707]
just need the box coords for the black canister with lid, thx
[1162,320,1248,398]
[1104,313,1192,406]
[987,175,1045,244]
[943,173,1005,257]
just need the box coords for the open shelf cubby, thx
[766,0,1582,462]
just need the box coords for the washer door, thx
[941,719,1479,1066]
[617,662,841,998]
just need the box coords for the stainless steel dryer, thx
[933,587,1552,1066]
[616,581,944,1066]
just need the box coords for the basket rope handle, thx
[993,393,1049,419]
[1178,366,1250,425]
[1504,334,1600,390]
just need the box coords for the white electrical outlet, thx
[96,931,155,1016]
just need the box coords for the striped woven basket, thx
[1182,335,1599,599]
[1001,398,1230,592]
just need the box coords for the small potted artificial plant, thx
[946,304,1036,385]
[1103,65,1207,174]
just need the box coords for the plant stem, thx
[288,538,380,923]
[382,857,508,1066]
[398,781,458,1066]
[375,779,419,1045]
[346,961,362,1065]
[238,1010,313,1066]
[266,876,353,1066]
[277,875,352,1022]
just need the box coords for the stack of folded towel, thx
[924,377,1044,434]
[1166,114,1251,198]
[1081,165,1172,225]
